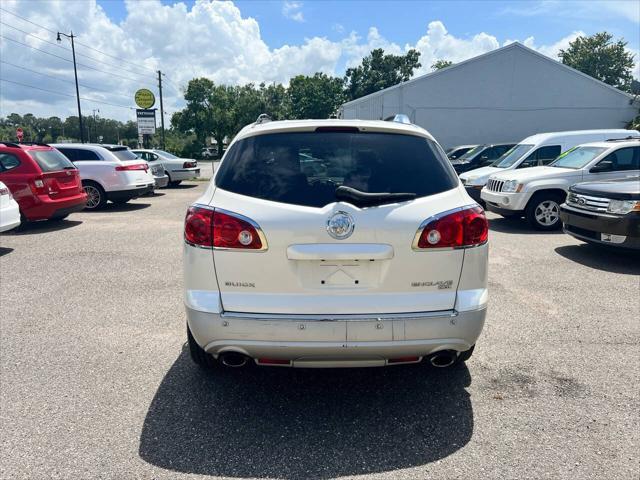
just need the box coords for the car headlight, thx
[502,180,523,193]
[607,200,640,214]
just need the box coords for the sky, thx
[0,0,638,123]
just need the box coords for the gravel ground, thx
[1,182,638,480]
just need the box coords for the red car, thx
[0,142,87,221]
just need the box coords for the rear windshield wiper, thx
[335,186,416,207]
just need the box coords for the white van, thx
[459,129,638,203]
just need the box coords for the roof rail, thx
[0,142,21,148]
[383,114,412,125]
[255,113,272,125]
[605,136,640,142]
[1,141,50,147]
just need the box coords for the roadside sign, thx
[136,109,156,135]
[135,89,155,109]
[16,127,24,141]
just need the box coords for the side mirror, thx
[591,161,613,173]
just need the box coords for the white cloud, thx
[0,0,636,122]
[282,1,304,22]
[412,21,500,74]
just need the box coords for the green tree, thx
[344,48,421,101]
[559,32,635,92]
[431,59,453,70]
[288,73,345,119]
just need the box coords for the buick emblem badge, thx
[327,211,355,240]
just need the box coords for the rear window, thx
[28,149,75,172]
[109,148,138,161]
[215,132,458,208]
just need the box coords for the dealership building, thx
[339,42,638,149]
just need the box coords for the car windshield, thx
[155,150,179,159]
[458,145,485,161]
[109,148,138,161]
[28,149,76,172]
[550,146,607,169]
[216,131,458,208]
[494,144,534,168]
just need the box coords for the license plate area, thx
[293,259,384,289]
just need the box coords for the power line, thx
[0,35,156,84]
[0,22,157,81]
[0,78,135,110]
[0,6,159,74]
[0,60,135,100]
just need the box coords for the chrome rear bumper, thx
[186,307,486,367]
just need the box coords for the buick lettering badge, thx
[327,211,355,240]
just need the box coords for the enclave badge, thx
[327,211,355,240]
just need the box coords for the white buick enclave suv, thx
[183,116,489,369]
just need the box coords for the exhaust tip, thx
[219,352,249,368]
[429,350,458,368]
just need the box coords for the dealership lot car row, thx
[0,142,200,228]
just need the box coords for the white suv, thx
[183,116,489,369]
[481,139,640,230]
[53,144,155,209]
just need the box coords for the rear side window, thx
[0,153,21,172]
[29,149,75,172]
[216,132,458,208]
[58,148,102,161]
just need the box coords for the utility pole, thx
[157,70,166,150]
[92,109,100,143]
[57,31,84,143]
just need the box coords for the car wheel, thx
[525,193,563,230]
[187,324,217,369]
[169,180,182,187]
[83,181,107,210]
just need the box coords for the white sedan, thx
[132,149,199,187]
[0,181,20,232]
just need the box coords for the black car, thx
[451,143,516,175]
[560,177,640,250]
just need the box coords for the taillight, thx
[183,161,197,168]
[413,206,488,250]
[185,206,214,247]
[184,206,267,250]
[115,163,148,172]
[29,177,47,195]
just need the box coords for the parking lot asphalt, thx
[1,182,639,480]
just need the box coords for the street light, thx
[57,31,84,143]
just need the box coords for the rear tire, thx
[187,325,217,369]
[83,181,107,210]
[110,198,130,205]
[525,192,564,230]
[169,180,182,187]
